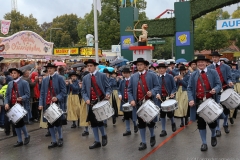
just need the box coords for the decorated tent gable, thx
[0,31,53,55]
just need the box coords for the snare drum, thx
[220,88,240,109]
[197,98,223,124]
[92,101,114,121]
[6,103,28,124]
[122,103,133,112]
[43,103,63,124]
[137,100,160,123]
[161,99,178,112]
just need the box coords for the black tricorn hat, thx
[8,68,23,76]
[44,63,58,68]
[84,59,99,66]
[132,58,149,66]
[179,66,187,71]
[188,60,196,66]
[192,54,210,63]
[156,63,168,68]
[209,51,223,57]
[122,68,131,73]
[69,71,79,77]
[168,61,176,65]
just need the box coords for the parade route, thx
[0,117,240,160]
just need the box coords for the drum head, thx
[197,98,212,113]
[220,88,234,102]
[93,101,109,109]
[161,99,177,107]
[123,103,131,107]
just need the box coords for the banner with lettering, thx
[1,20,11,35]
[0,31,53,55]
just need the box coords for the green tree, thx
[194,9,230,51]
[0,10,40,37]
[153,37,173,59]
[77,0,148,49]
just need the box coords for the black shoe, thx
[45,131,51,137]
[89,141,101,149]
[150,136,156,147]
[160,130,167,137]
[123,131,131,136]
[200,144,208,151]
[229,118,234,124]
[112,117,116,125]
[14,141,23,147]
[185,118,189,125]
[48,142,58,149]
[223,125,230,134]
[180,123,184,127]
[71,124,77,128]
[102,135,108,146]
[172,123,176,132]
[57,138,63,147]
[82,131,89,136]
[211,136,217,147]
[24,135,30,145]
[216,130,221,137]
[138,143,147,151]
[134,126,138,133]
[104,123,107,128]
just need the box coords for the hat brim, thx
[209,53,223,57]
[9,68,23,76]
[133,60,149,66]
[69,73,79,77]
[84,61,99,66]
[156,65,168,68]
[193,58,210,63]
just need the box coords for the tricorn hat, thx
[156,63,168,68]
[8,68,23,76]
[121,68,131,73]
[168,61,176,65]
[188,60,196,66]
[209,51,223,57]
[192,54,210,63]
[132,58,149,66]
[44,63,58,68]
[84,59,99,66]
[69,71,79,77]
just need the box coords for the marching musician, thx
[128,58,159,151]
[167,61,176,76]
[81,59,112,149]
[172,62,184,76]
[208,51,233,136]
[4,68,31,147]
[156,63,177,137]
[118,68,138,136]
[187,55,222,151]
[174,65,190,127]
[38,63,67,149]
[188,60,197,73]
[66,71,81,128]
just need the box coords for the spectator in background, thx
[4,71,13,84]
[30,72,40,122]
[0,76,7,131]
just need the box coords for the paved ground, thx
[0,116,240,160]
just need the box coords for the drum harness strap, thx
[91,78,101,104]
[161,75,169,97]
[138,75,149,105]
[13,82,21,105]
[198,73,208,101]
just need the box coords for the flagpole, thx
[94,0,99,63]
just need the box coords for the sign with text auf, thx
[217,18,240,30]
[80,47,102,56]
[54,48,79,55]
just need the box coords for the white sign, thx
[217,18,240,30]
[0,31,53,55]
[1,20,11,35]
[111,45,121,53]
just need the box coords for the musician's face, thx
[169,64,175,68]
[197,60,207,70]
[23,70,30,77]
[136,62,146,72]
[11,71,20,79]
[123,72,130,78]
[87,63,96,73]
[47,67,56,75]
[158,67,167,75]
[71,75,77,81]
[212,56,220,63]
[190,63,197,70]
[232,65,237,69]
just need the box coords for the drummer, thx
[81,59,112,149]
[156,63,177,137]
[187,55,222,151]
[128,58,159,151]
[38,63,67,149]
[118,68,138,136]
[4,68,31,147]
[208,51,233,136]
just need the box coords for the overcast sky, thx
[0,0,239,24]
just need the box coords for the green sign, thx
[148,39,166,45]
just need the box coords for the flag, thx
[1,20,11,35]
[96,0,102,15]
